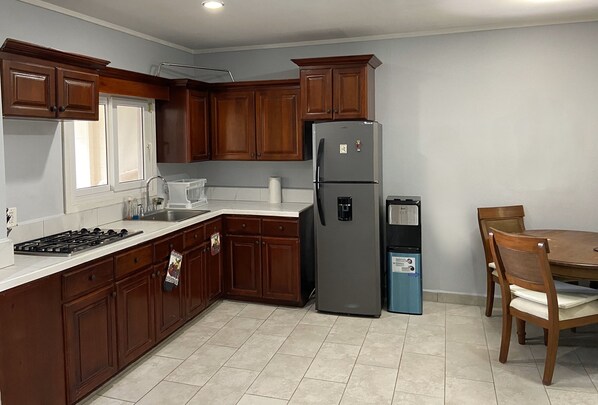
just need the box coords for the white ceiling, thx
[20,0,598,52]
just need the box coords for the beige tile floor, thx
[83,300,598,405]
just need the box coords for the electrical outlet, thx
[6,207,17,228]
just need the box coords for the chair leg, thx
[499,312,512,363]
[516,318,526,345]
[485,276,495,317]
[542,328,560,385]
[543,328,548,345]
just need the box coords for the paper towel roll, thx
[268,176,282,204]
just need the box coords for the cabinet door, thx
[299,68,332,120]
[0,274,66,405]
[210,90,256,160]
[261,237,300,303]
[116,268,155,367]
[226,235,262,297]
[186,243,208,319]
[206,245,223,304]
[63,285,117,404]
[255,87,302,160]
[153,263,185,342]
[333,66,367,120]
[56,67,99,120]
[1,59,56,118]
[189,90,210,161]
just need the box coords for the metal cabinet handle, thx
[255,240,259,244]
[151,272,156,278]
[111,291,117,298]
[194,234,199,239]
[58,106,66,112]
[49,105,57,112]
[241,223,246,228]
[169,243,174,249]
[326,109,331,113]
[278,225,283,231]
[134,257,139,264]
[262,241,265,245]
[89,274,96,281]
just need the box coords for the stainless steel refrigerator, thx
[313,121,382,317]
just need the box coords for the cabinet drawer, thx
[62,257,114,301]
[184,224,205,250]
[154,234,184,262]
[114,244,153,279]
[205,217,223,236]
[225,216,260,235]
[262,218,299,237]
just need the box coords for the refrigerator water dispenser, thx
[337,197,352,221]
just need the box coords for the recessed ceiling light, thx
[202,1,224,9]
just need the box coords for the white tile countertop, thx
[0,200,312,293]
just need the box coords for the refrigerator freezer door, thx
[314,182,381,316]
[313,121,381,183]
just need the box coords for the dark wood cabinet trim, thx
[291,54,381,69]
[1,38,110,70]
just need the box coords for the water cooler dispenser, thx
[386,196,422,315]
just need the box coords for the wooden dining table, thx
[524,230,598,280]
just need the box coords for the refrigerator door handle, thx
[316,138,324,182]
[315,183,326,226]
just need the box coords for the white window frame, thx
[63,95,157,213]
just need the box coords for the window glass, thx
[116,105,144,183]
[74,104,107,189]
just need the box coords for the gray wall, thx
[0,0,193,222]
[193,22,598,297]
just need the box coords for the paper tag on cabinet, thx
[163,250,183,291]
[211,232,221,255]
[391,256,416,274]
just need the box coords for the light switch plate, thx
[339,144,347,154]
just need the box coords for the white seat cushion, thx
[510,296,598,321]
[510,281,598,309]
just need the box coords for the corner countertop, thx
[0,200,312,293]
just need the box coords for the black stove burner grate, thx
[14,228,143,256]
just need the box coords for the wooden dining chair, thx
[488,229,598,385]
[477,205,525,317]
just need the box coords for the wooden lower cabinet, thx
[226,235,262,298]
[116,268,155,368]
[0,274,66,405]
[261,236,300,302]
[63,285,117,403]
[224,213,314,306]
[185,243,208,319]
[206,245,223,303]
[154,262,185,342]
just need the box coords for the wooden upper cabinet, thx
[1,60,56,118]
[156,82,210,163]
[56,67,99,120]
[333,66,368,120]
[189,91,210,161]
[256,86,302,160]
[211,89,256,160]
[0,39,109,120]
[210,80,306,161]
[293,54,381,121]
[299,68,332,120]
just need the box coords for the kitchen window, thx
[63,95,157,213]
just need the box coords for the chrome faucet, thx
[145,175,168,213]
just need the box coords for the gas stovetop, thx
[14,228,143,257]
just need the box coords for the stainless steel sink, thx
[139,209,210,222]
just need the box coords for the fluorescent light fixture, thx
[202,1,224,9]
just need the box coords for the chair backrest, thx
[477,205,525,267]
[489,229,558,313]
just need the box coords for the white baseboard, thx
[423,290,502,307]
[0,238,14,269]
